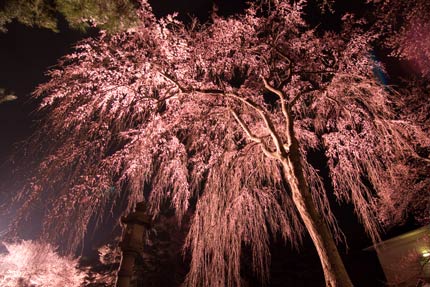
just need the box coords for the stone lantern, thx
[116,202,152,287]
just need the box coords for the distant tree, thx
[0,0,142,33]
[0,240,85,287]
[0,0,57,32]
[7,1,430,286]
[371,0,430,77]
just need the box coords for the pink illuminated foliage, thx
[368,0,430,224]
[377,78,430,226]
[0,241,85,287]
[7,0,430,286]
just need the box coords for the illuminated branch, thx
[271,45,292,67]
[261,78,292,151]
[227,93,287,156]
[158,69,289,157]
[157,70,286,156]
[229,108,279,159]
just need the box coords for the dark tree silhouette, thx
[0,0,142,33]
[6,1,430,286]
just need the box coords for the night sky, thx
[0,1,417,286]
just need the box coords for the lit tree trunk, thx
[280,96,353,286]
[229,79,354,286]
[281,139,353,287]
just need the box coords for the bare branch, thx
[261,77,284,100]
[155,72,288,158]
[154,73,290,159]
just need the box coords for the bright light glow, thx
[423,251,430,258]
[0,240,85,287]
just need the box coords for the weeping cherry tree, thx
[7,1,430,286]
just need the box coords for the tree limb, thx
[261,78,292,151]
[158,71,288,156]
[226,93,286,156]
[229,108,279,159]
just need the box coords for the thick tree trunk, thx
[281,141,353,287]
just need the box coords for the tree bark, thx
[281,138,353,287]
